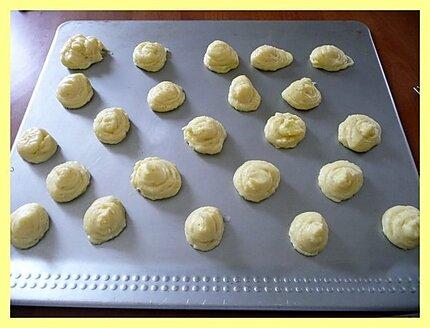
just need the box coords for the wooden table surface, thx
[10,10,419,317]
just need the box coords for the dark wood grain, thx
[10,10,419,317]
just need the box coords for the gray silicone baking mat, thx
[10,20,419,311]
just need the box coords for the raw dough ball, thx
[185,206,224,251]
[10,203,50,249]
[228,75,261,112]
[147,81,185,112]
[83,196,126,245]
[60,34,106,69]
[318,160,363,202]
[46,161,91,202]
[131,157,181,200]
[281,77,321,110]
[203,40,239,73]
[310,45,354,72]
[17,128,58,163]
[338,114,381,152]
[250,45,293,71]
[133,41,167,72]
[264,112,306,149]
[56,73,93,109]
[382,205,419,250]
[289,212,329,256]
[233,160,280,202]
[93,107,130,144]
[182,116,227,155]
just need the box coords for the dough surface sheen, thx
[204,40,239,73]
[60,34,105,69]
[93,107,130,144]
[11,203,50,249]
[264,112,306,149]
[250,45,293,71]
[185,206,224,251]
[17,128,57,163]
[147,81,185,112]
[281,77,321,110]
[228,75,261,112]
[310,45,354,72]
[56,73,93,109]
[338,114,381,152]
[133,41,167,72]
[382,205,419,250]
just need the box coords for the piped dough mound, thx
[264,112,306,149]
[130,157,182,200]
[10,203,49,249]
[281,77,321,110]
[185,206,224,251]
[338,114,381,152]
[182,116,227,155]
[318,160,363,202]
[250,45,293,71]
[46,161,91,202]
[289,211,329,256]
[56,73,93,109]
[60,34,106,69]
[203,40,239,73]
[93,107,130,144]
[228,75,261,112]
[17,128,57,163]
[133,41,167,72]
[233,160,280,202]
[83,196,126,245]
[147,81,185,112]
[310,45,354,72]
[382,205,419,250]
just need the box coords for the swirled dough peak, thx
[382,205,419,250]
[318,160,363,202]
[60,34,105,69]
[133,41,167,72]
[93,107,130,144]
[338,114,381,152]
[182,116,227,154]
[233,160,280,202]
[56,73,93,109]
[147,81,185,112]
[131,157,182,200]
[185,206,224,251]
[228,75,261,112]
[281,77,321,110]
[289,212,329,256]
[250,45,293,71]
[17,128,57,163]
[204,40,239,73]
[310,45,354,72]
[83,196,126,245]
[264,112,306,149]
[46,161,91,202]
[11,203,49,249]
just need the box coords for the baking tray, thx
[10,21,419,312]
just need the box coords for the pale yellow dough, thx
[185,206,224,251]
[83,196,126,245]
[46,161,91,202]
[310,45,354,72]
[93,107,130,144]
[147,81,185,112]
[131,157,181,200]
[289,212,329,256]
[133,41,167,72]
[282,78,321,110]
[11,203,49,249]
[382,205,419,250]
[182,116,227,155]
[233,160,280,202]
[250,45,293,71]
[56,73,93,109]
[17,128,57,163]
[318,160,363,202]
[60,34,105,69]
[203,40,239,73]
[264,112,306,149]
[228,75,261,112]
[338,114,381,152]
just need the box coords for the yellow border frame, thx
[1,0,427,324]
